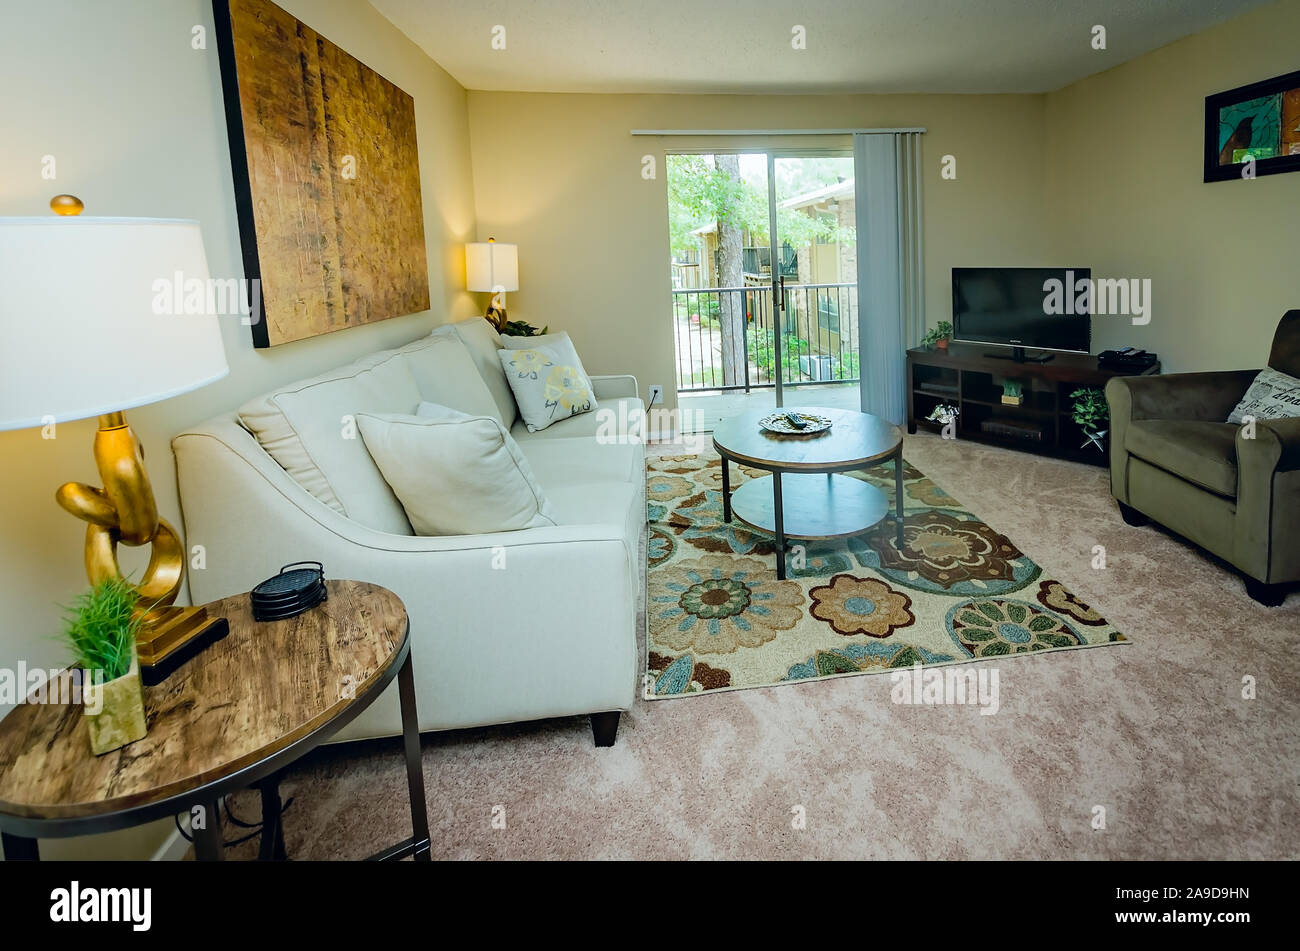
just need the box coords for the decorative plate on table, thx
[758,411,833,435]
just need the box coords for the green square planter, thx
[83,648,147,756]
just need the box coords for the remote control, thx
[784,412,808,429]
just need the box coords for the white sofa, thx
[172,318,645,746]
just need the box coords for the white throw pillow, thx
[1227,367,1300,424]
[498,343,597,432]
[356,403,555,535]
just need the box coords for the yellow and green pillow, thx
[498,344,597,432]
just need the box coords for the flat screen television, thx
[952,267,1091,360]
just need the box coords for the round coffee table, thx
[712,407,904,580]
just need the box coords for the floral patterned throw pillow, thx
[498,344,597,432]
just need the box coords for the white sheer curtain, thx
[854,131,924,425]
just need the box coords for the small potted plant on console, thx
[921,321,954,351]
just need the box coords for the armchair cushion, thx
[1107,370,1258,422]
[1126,419,1239,498]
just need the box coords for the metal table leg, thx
[398,650,432,861]
[193,799,223,861]
[773,471,786,580]
[257,776,287,861]
[1,831,39,861]
[895,447,905,551]
[720,455,732,523]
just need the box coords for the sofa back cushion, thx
[238,348,421,534]
[398,331,502,423]
[450,317,518,428]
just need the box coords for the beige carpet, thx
[222,432,1300,860]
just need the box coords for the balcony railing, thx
[710,246,800,281]
[672,282,859,393]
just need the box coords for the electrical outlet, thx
[648,384,664,405]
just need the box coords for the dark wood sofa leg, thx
[590,711,620,747]
[1244,577,1287,607]
[1117,501,1148,526]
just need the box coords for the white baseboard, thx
[152,818,190,861]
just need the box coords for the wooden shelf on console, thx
[906,342,1160,466]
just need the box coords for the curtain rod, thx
[630,128,926,136]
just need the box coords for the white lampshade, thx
[0,217,230,431]
[465,240,519,293]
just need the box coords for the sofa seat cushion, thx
[545,481,642,550]
[238,348,421,534]
[510,397,645,442]
[449,317,518,429]
[397,333,501,423]
[518,436,643,492]
[1127,419,1239,498]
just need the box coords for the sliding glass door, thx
[666,152,776,431]
[767,152,858,413]
[666,150,859,431]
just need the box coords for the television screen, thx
[952,267,1091,354]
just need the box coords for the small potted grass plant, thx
[61,576,147,755]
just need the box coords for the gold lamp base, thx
[56,412,226,683]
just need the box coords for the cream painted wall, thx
[0,0,476,858]
[466,92,1054,412]
[1044,0,1300,369]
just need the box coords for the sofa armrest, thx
[590,374,639,400]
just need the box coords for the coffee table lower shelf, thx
[729,473,896,579]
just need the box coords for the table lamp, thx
[0,198,231,684]
[465,237,519,330]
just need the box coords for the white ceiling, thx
[371,0,1270,95]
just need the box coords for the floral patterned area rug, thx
[645,450,1127,698]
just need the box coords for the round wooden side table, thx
[713,407,905,580]
[0,580,430,862]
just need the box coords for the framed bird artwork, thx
[1204,68,1300,183]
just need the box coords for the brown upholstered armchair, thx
[1105,310,1300,606]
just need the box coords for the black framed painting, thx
[1204,68,1300,183]
[212,0,431,347]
